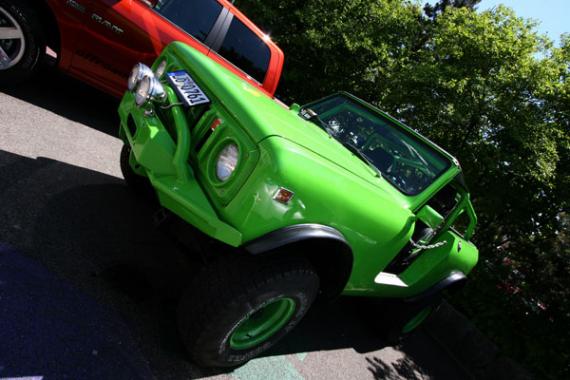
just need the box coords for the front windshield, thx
[304,95,451,195]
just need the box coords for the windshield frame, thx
[301,92,456,196]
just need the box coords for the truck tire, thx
[178,255,319,367]
[0,0,44,84]
[388,300,441,344]
[120,144,154,198]
[363,297,440,345]
[400,304,436,334]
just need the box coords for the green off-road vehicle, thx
[118,41,478,367]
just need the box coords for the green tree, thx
[237,0,425,104]
[424,0,482,19]
[236,1,570,377]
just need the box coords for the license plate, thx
[166,71,210,107]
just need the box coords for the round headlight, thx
[134,76,166,107]
[134,76,151,107]
[216,143,239,181]
[128,63,154,91]
[155,60,167,78]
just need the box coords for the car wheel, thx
[177,255,319,367]
[361,297,440,345]
[385,301,440,344]
[120,144,154,198]
[0,0,45,84]
[400,305,434,334]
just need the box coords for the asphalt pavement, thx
[0,71,472,380]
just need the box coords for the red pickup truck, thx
[0,0,284,97]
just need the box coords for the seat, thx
[368,147,393,173]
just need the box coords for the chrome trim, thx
[134,76,166,107]
[0,6,26,70]
[148,77,167,102]
[128,63,154,91]
[154,59,168,78]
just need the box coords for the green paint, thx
[416,205,444,229]
[230,298,296,350]
[118,41,479,300]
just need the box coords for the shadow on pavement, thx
[262,297,466,380]
[1,68,119,136]
[0,149,199,379]
[0,243,154,380]
[0,149,466,379]
[366,356,428,380]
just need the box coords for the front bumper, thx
[118,91,242,247]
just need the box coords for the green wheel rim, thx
[402,306,432,334]
[229,297,296,350]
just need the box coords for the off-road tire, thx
[177,255,320,367]
[385,299,441,344]
[0,0,45,84]
[359,297,440,345]
[120,144,154,198]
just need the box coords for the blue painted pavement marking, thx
[0,243,153,380]
[233,355,304,380]
[295,353,308,362]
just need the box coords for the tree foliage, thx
[236,0,569,377]
[423,0,481,20]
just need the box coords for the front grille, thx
[194,127,213,153]
[127,114,137,137]
[191,109,217,155]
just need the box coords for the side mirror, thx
[290,103,301,112]
[416,204,444,229]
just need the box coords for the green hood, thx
[168,42,390,190]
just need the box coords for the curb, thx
[424,301,533,379]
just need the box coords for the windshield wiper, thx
[341,142,383,179]
[300,108,383,178]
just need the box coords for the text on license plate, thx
[167,71,210,107]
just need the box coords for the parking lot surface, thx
[0,72,471,380]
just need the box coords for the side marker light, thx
[273,188,294,204]
[210,118,222,131]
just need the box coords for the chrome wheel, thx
[0,5,25,70]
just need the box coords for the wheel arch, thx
[245,224,354,299]
[32,0,61,53]
[405,270,467,306]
